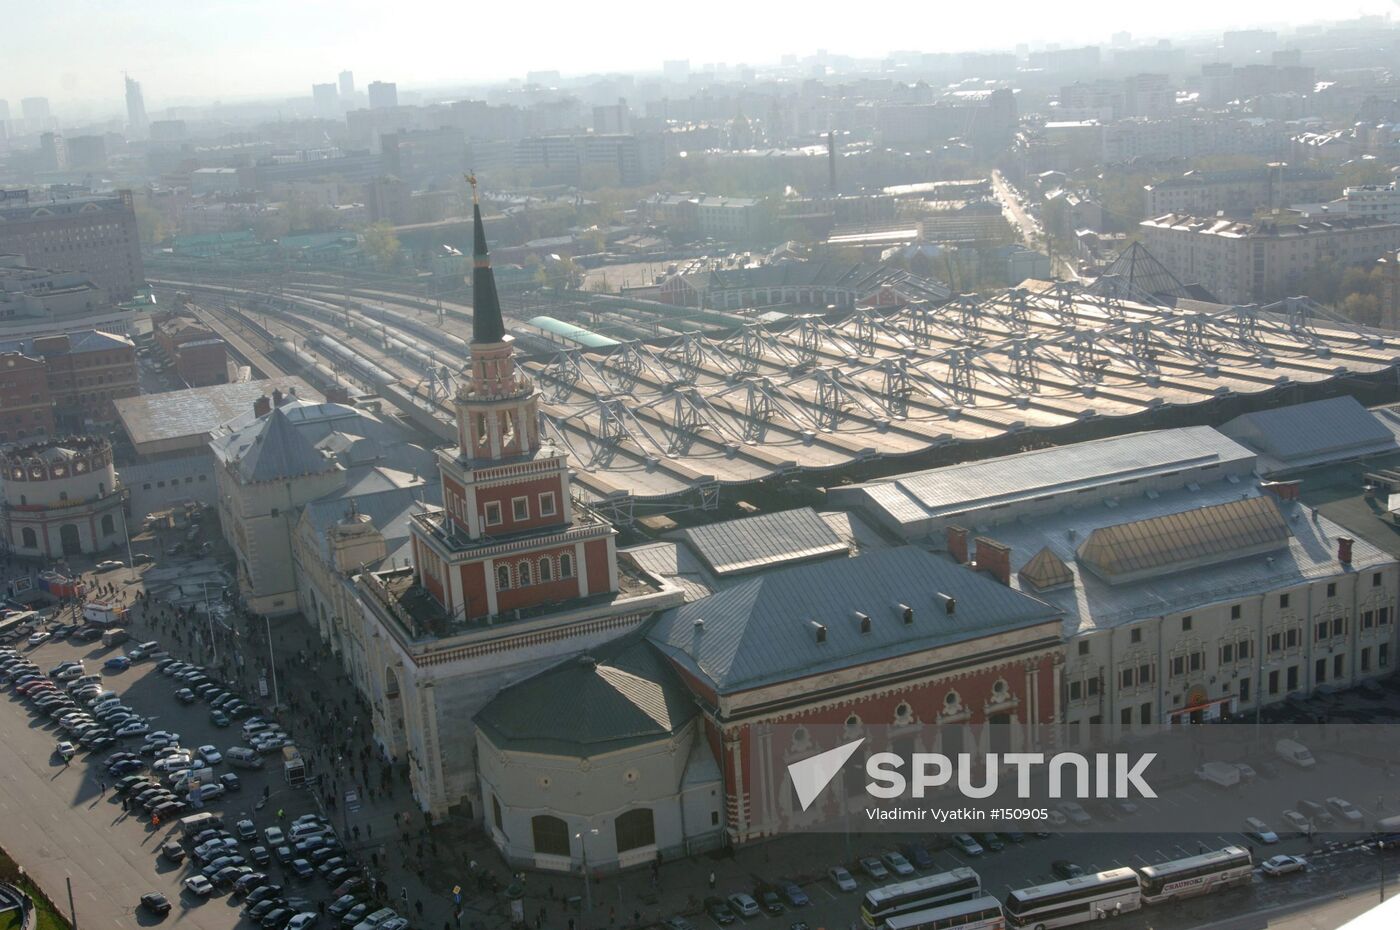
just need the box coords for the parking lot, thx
[0,613,405,930]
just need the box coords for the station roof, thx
[1219,395,1399,476]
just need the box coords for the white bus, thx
[861,869,983,930]
[1004,868,1142,929]
[884,895,1005,930]
[1137,846,1253,904]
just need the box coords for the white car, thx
[288,915,320,930]
[183,874,214,896]
[828,865,857,892]
[95,560,124,572]
[55,666,85,681]
[191,782,225,801]
[1326,797,1365,825]
[27,631,50,646]
[115,721,150,737]
[148,730,180,743]
[197,745,223,765]
[1261,854,1308,876]
[153,754,193,773]
[1243,817,1279,844]
[55,741,76,760]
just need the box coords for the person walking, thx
[708,871,716,891]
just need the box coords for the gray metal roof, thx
[979,481,1395,636]
[833,426,1252,532]
[301,478,439,569]
[675,506,849,576]
[474,635,697,756]
[647,546,1061,693]
[1219,396,1397,475]
[114,377,318,448]
[214,407,337,484]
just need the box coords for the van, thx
[1194,761,1241,788]
[1276,739,1317,768]
[179,811,223,838]
[1297,799,1334,827]
[100,628,130,647]
[226,747,263,769]
[242,721,271,739]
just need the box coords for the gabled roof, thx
[219,407,337,484]
[474,635,696,757]
[1099,241,1195,300]
[647,546,1060,693]
[676,507,848,576]
[1220,396,1396,473]
[1076,495,1290,584]
[1019,547,1074,591]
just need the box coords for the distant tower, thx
[338,70,354,97]
[828,130,838,192]
[124,75,149,140]
[367,81,398,109]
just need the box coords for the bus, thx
[1003,868,1142,929]
[1137,846,1253,904]
[884,895,1005,930]
[862,869,983,930]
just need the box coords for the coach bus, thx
[861,869,983,930]
[1003,868,1142,929]
[883,895,1005,930]
[1137,846,1253,904]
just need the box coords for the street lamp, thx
[574,827,599,913]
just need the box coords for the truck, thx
[1194,761,1242,788]
[282,745,305,788]
[1276,739,1317,768]
[171,767,215,794]
[82,602,126,627]
[100,628,130,647]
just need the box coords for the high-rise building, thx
[312,82,339,116]
[124,74,149,139]
[367,81,398,109]
[338,70,354,97]
[38,133,67,171]
[0,99,9,139]
[21,97,52,132]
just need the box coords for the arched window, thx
[100,514,115,535]
[518,561,531,585]
[539,558,553,582]
[615,808,656,853]
[21,527,37,548]
[560,553,574,578]
[496,565,510,590]
[531,815,570,857]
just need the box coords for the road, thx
[991,170,1043,250]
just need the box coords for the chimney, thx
[853,611,871,634]
[272,388,286,407]
[936,592,957,615]
[809,621,827,644]
[253,395,272,418]
[947,525,970,564]
[898,603,914,625]
[1338,536,1354,565]
[1262,480,1301,502]
[974,537,1012,586]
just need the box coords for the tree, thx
[133,203,170,247]
[360,222,402,269]
[1342,292,1381,326]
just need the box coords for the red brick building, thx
[409,183,618,621]
[646,546,1065,843]
[0,329,136,433]
[153,311,229,387]
[0,350,55,442]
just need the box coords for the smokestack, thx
[828,130,838,192]
[1262,480,1301,502]
[272,388,286,407]
[1338,536,1354,565]
[974,537,1012,586]
[947,525,970,564]
[253,395,272,418]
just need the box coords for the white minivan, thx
[1276,738,1316,768]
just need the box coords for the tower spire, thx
[466,173,505,344]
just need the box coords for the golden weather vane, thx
[465,172,478,203]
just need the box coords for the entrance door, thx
[59,524,81,555]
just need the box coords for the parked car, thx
[1244,817,1280,844]
[827,866,857,892]
[1052,860,1085,880]
[1281,810,1312,834]
[183,875,214,896]
[951,833,985,856]
[727,893,761,918]
[777,880,809,907]
[1326,797,1365,825]
[705,897,737,925]
[140,891,172,914]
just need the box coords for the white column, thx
[605,536,618,591]
[575,541,589,597]
[464,480,480,538]
[447,559,464,620]
[485,559,499,616]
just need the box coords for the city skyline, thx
[2,0,1393,115]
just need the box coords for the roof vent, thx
[577,655,597,669]
[936,592,956,615]
[692,617,705,631]
[810,621,827,644]
[854,611,871,634]
[898,603,914,625]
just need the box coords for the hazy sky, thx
[4,0,1394,112]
